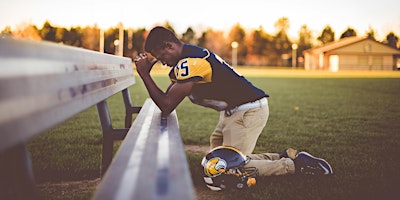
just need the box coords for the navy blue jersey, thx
[169,44,268,111]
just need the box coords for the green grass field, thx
[28,69,400,200]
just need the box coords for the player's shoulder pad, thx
[175,57,212,81]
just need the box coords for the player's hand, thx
[134,53,158,77]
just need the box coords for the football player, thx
[134,26,332,182]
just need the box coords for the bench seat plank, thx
[0,38,134,152]
[93,99,195,200]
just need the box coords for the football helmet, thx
[201,146,258,191]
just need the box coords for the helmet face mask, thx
[201,146,258,191]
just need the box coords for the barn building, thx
[303,36,400,71]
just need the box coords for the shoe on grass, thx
[294,151,333,175]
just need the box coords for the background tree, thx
[104,27,119,55]
[65,27,82,47]
[247,26,275,65]
[384,32,399,49]
[317,25,335,44]
[197,31,207,48]
[181,27,197,45]
[200,29,230,61]
[40,21,56,41]
[163,21,176,34]
[38,21,82,46]
[366,26,377,40]
[130,28,146,57]
[3,19,398,65]
[55,27,67,43]
[273,17,291,66]
[340,27,357,39]
[81,25,100,51]
[297,25,313,65]
[11,23,41,40]
[1,26,12,35]
[274,17,290,33]
[228,23,247,65]
[247,28,264,65]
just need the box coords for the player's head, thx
[144,26,183,67]
[201,146,258,191]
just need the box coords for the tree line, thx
[1,18,399,67]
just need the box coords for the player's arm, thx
[135,54,194,115]
[166,82,175,93]
[140,73,194,115]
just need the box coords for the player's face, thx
[151,43,180,67]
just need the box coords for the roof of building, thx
[303,36,400,54]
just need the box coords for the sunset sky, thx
[1,0,399,40]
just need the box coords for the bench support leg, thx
[0,143,40,200]
[96,89,141,176]
[97,100,117,176]
[96,100,131,176]
[122,88,141,128]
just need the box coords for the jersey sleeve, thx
[174,58,212,83]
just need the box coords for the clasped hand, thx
[134,53,158,77]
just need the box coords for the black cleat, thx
[294,151,333,175]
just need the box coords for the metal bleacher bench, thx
[0,37,195,200]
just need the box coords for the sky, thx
[1,0,399,41]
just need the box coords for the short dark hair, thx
[144,26,180,53]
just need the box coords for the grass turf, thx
[28,69,400,199]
